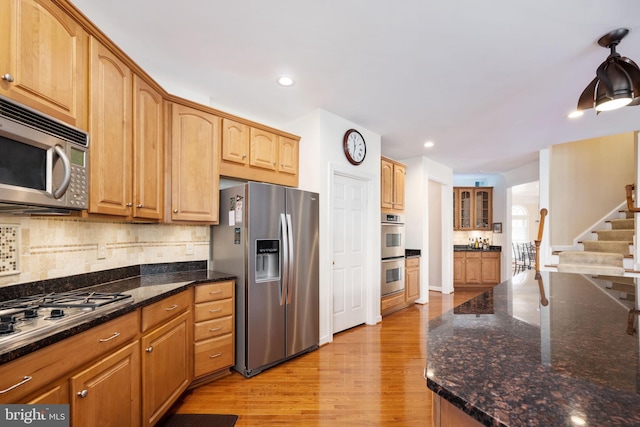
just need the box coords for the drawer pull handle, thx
[77,389,88,398]
[0,376,32,394]
[208,327,222,332]
[99,332,120,342]
[209,353,222,359]
[165,304,179,311]
[209,290,222,295]
[209,308,222,313]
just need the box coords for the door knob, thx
[1,74,14,82]
[77,390,88,398]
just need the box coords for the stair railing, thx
[625,184,640,213]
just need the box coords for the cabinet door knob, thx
[136,204,143,208]
[1,73,14,82]
[77,389,88,398]
[173,209,178,213]
[126,202,133,207]
[145,346,153,353]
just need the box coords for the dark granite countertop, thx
[426,270,640,426]
[406,249,421,258]
[0,262,235,364]
[454,245,502,252]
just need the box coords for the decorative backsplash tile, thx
[0,224,19,276]
[0,216,210,287]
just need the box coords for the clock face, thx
[343,129,366,165]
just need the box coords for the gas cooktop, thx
[0,290,133,344]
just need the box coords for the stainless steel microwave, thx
[0,95,89,213]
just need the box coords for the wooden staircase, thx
[552,185,638,276]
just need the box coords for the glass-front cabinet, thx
[454,187,492,231]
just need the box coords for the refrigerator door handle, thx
[286,213,294,304]
[280,213,288,306]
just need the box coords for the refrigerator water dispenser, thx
[255,239,280,282]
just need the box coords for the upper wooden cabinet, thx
[169,102,220,223]
[453,187,493,231]
[220,119,300,187]
[88,38,165,221]
[0,0,88,128]
[88,37,133,217]
[132,75,164,220]
[381,156,406,212]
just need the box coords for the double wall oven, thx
[381,213,405,297]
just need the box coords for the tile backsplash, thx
[0,215,209,288]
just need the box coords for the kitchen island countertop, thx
[426,270,640,426]
[0,263,235,364]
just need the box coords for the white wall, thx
[287,109,381,346]
[403,156,453,296]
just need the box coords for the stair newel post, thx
[535,208,548,272]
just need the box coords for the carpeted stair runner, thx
[556,210,634,276]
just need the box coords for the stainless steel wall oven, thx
[381,213,405,297]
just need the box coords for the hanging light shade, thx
[577,28,640,113]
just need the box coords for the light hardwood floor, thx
[172,290,483,426]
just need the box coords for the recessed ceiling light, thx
[568,110,584,119]
[277,76,295,87]
[424,141,434,148]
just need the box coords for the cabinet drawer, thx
[194,281,234,303]
[381,292,405,312]
[142,289,192,332]
[194,335,234,378]
[406,257,420,268]
[482,251,500,259]
[0,311,139,403]
[194,316,233,341]
[194,298,233,322]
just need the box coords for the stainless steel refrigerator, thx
[211,182,319,377]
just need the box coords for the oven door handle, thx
[52,145,71,200]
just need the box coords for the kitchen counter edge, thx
[0,269,236,364]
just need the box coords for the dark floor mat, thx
[158,413,238,427]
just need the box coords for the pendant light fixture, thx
[577,28,640,113]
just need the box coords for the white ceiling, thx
[70,0,640,174]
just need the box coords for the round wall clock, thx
[343,129,366,165]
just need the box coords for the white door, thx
[332,174,367,333]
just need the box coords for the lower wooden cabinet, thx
[141,291,193,427]
[192,280,235,382]
[405,257,420,302]
[71,341,140,427]
[454,251,501,288]
[0,282,237,425]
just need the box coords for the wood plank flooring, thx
[172,290,483,426]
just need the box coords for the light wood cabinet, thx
[220,120,300,187]
[132,74,164,220]
[169,102,220,223]
[141,290,193,427]
[221,118,249,166]
[193,280,235,380]
[454,251,501,288]
[453,187,493,231]
[70,341,140,427]
[88,38,164,221]
[381,157,406,212]
[0,0,88,128]
[88,37,133,217]
[405,257,420,302]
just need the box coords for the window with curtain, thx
[512,205,529,243]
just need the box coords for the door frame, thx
[327,164,377,344]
